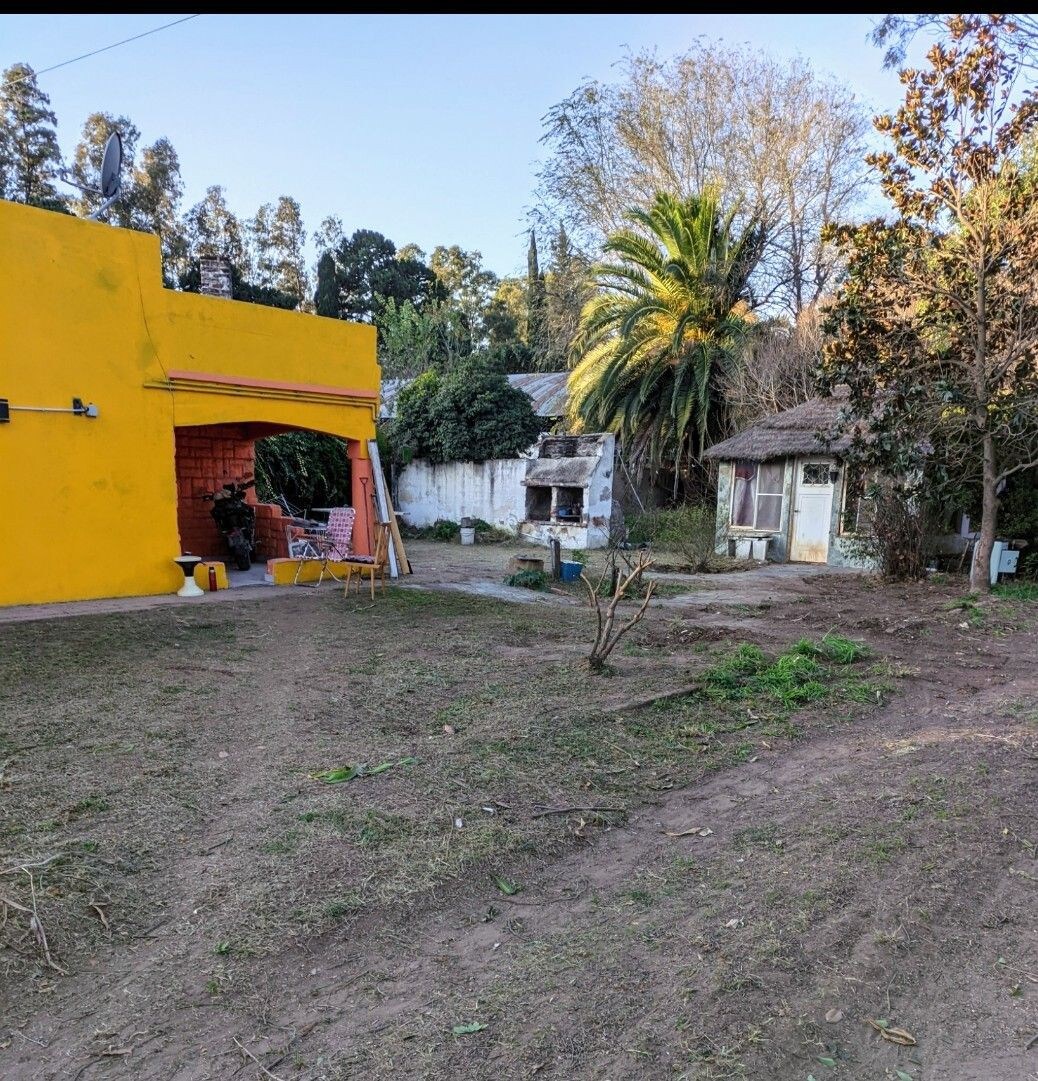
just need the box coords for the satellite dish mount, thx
[88,132,124,221]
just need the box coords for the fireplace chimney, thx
[199,256,233,299]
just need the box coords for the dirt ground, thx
[1,541,1035,1080]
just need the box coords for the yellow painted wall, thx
[0,201,378,607]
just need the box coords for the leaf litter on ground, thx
[452,1022,487,1036]
[311,757,419,784]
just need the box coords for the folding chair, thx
[293,507,356,586]
[344,523,389,600]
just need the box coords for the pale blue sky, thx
[3,14,905,276]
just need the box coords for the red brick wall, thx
[174,425,290,560]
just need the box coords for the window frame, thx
[839,463,874,536]
[729,459,786,533]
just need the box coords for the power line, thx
[7,15,201,86]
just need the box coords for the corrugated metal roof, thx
[379,371,570,420]
[506,372,570,418]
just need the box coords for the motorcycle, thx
[203,478,257,571]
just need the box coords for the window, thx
[840,465,874,535]
[731,460,784,531]
[801,462,831,486]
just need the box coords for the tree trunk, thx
[970,431,998,593]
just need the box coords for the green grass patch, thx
[791,633,870,664]
[994,581,1038,601]
[700,637,880,715]
[506,569,549,591]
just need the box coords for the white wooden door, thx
[790,459,834,563]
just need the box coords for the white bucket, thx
[751,538,769,561]
[734,538,752,560]
[460,527,476,546]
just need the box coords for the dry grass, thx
[0,562,1034,1080]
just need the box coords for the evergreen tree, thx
[314,251,339,318]
[0,63,64,209]
[543,223,589,370]
[526,229,547,362]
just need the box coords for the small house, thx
[704,388,868,566]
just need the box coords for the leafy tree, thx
[377,297,470,378]
[68,112,141,220]
[569,190,764,494]
[181,184,250,276]
[67,114,186,281]
[0,63,64,209]
[538,45,868,315]
[254,432,351,512]
[319,229,439,323]
[252,195,308,307]
[484,276,527,347]
[822,14,1038,592]
[134,137,186,283]
[429,244,498,344]
[483,339,537,374]
[180,186,298,308]
[392,359,542,463]
[313,214,344,253]
[872,12,1038,70]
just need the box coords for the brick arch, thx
[174,422,371,561]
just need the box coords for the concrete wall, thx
[0,200,378,606]
[397,458,527,531]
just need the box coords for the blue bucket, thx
[560,560,584,582]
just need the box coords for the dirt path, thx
[238,667,1037,1081]
[2,555,1035,1080]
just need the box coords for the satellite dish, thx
[99,132,123,199]
[88,132,123,220]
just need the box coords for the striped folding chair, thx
[293,507,356,586]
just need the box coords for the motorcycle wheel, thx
[233,540,252,571]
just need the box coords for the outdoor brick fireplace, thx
[519,432,615,549]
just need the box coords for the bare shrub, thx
[626,504,722,572]
[582,551,656,672]
[848,486,934,580]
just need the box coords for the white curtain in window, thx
[732,461,756,526]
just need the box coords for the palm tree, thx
[568,190,764,495]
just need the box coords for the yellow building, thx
[0,200,380,607]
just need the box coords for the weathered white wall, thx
[397,458,527,531]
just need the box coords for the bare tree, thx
[582,551,656,673]
[537,44,870,317]
[725,306,821,431]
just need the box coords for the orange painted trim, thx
[165,369,378,401]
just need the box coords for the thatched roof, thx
[704,387,855,462]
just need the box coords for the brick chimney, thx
[199,256,233,299]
